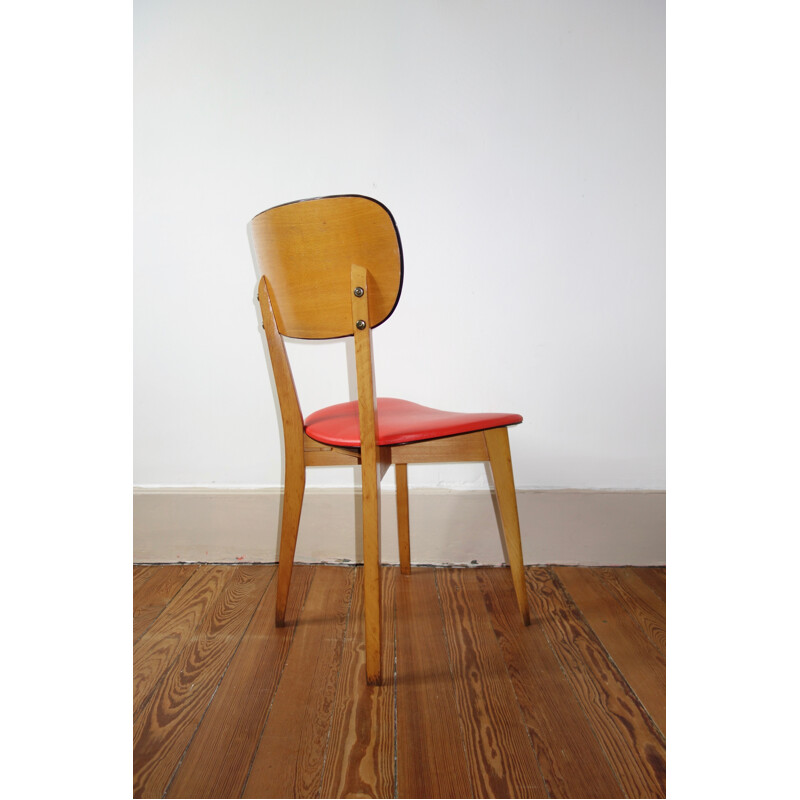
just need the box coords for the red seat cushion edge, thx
[304,397,523,447]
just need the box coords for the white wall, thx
[134,0,665,492]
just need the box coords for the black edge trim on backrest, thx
[249,194,404,334]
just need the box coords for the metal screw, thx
[353,286,364,297]
[356,319,366,330]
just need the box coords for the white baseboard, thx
[133,487,665,566]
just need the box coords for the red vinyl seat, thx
[305,397,522,447]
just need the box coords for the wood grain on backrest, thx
[249,195,403,339]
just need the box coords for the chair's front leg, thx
[485,427,530,625]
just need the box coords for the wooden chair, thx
[249,194,530,684]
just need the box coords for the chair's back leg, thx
[275,453,306,626]
[256,278,308,628]
[395,463,411,575]
[485,427,531,625]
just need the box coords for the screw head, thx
[356,319,366,330]
[353,286,364,297]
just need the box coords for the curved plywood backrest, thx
[249,195,403,339]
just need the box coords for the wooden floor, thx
[134,564,665,798]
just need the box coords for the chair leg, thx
[275,458,306,627]
[396,463,411,575]
[361,460,382,684]
[485,427,530,625]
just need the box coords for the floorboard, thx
[165,565,315,799]
[133,565,229,718]
[242,566,354,799]
[476,568,624,798]
[631,566,666,603]
[595,567,666,654]
[529,568,666,797]
[554,566,666,736]
[437,569,547,798]
[396,567,473,799]
[133,565,156,593]
[319,567,397,799]
[133,564,198,644]
[133,566,274,798]
[134,564,666,798]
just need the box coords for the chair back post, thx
[257,276,304,449]
[350,263,383,683]
[349,264,378,458]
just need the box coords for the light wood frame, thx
[257,267,529,685]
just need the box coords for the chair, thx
[249,194,530,684]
